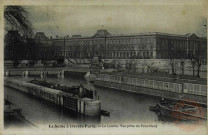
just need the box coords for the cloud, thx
[26,5,207,37]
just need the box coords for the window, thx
[118,76,121,82]
[158,81,163,89]
[123,77,127,84]
[194,85,199,91]
[133,78,137,84]
[141,79,144,86]
[115,76,118,81]
[130,39,133,43]
[143,52,146,57]
[127,77,132,84]
[147,52,149,58]
[184,84,187,89]
[188,84,193,93]
[150,80,153,87]
[144,80,149,87]
[175,84,179,91]
[137,39,140,43]
[169,83,173,91]
[134,39,137,43]
[164,82,169,90]
[147,38,149,43]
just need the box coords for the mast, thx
[64,37,66,58]
[44,44,47,82]
[104,34,106,59]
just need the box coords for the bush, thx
[13,60,19,67]
[29,60,35,67]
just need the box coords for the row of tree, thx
[167,47,206,77]
[107,48,206,77]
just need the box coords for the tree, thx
[176,50,186,75]
[166,40,181,75]
[125,61,130,72]
[74,44,81,59]
[4,6,33,37]
[190,59,196,76]
[141,57,147,73]
[116,62,122,71]
[4,31,25,59]
[125,60,137,73]
[190,50,206,77]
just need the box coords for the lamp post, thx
[181,58,184,75]
[186,36,189,59]
[64,37,66,58]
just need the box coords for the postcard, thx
[0,0,207,135]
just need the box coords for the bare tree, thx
[74,44,81,59]
[176,50,186,75]
[86,44,98,63]
[125,60,137,73]
[191,50,206,77]
[141,57,147,73]
[125,61,130,72]
[4,6,33,37]
[190,59,196,76]
[116,61,122,71]
[166,40,180,75]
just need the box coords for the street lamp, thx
[180,58,184,75]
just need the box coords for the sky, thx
[26,5,207,37]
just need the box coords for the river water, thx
[4,75,169,128]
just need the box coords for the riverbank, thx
[4,65,89,77]
[94,71,207,105]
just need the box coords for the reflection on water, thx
[5,76,164,127]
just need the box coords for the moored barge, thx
[151,100,207,120]
[4,77,101,116]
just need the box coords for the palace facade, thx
[41,30,206,60]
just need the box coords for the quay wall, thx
[4,78,101,116]
[94,80,207,105]
[4,68,88,78]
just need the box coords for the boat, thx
[29,79,95,99]
[4,99,23,117]
[101,110,110,116]
[149,106,159,112]
[151,100,207,120]
[4,98,37,128]
[5,77,101,116]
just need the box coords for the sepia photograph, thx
[1,1,207,135]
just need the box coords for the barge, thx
[94,72,207,105]
[150,100,207,120]
[4,77,101,116]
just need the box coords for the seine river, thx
[5,75,165,128]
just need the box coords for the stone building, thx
[50,30,207,62]
[34,32,61,59]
